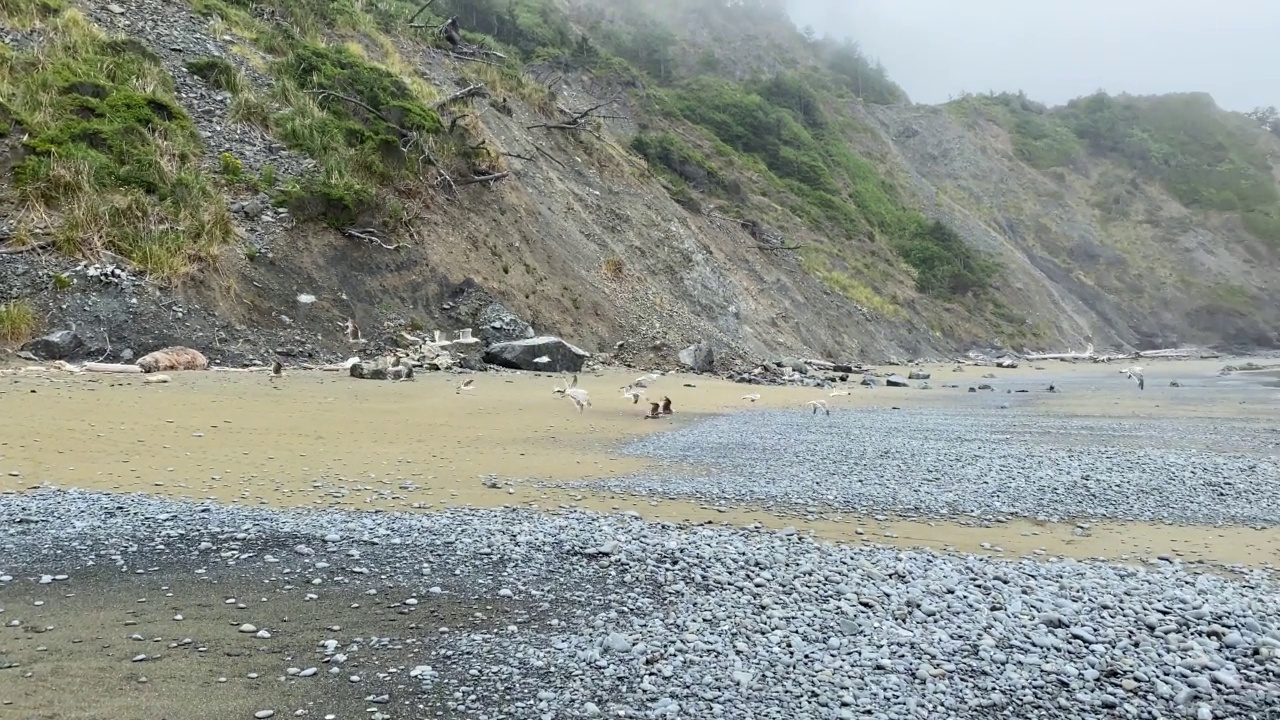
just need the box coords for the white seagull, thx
[741,393,761,402]
[457,378,475,394]
[553,374,590,412]
[1120,365,1145,391]
[806,399,830,416]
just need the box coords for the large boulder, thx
[885,374,910,387]
[477,302,535,346]
[350,358,390,380]
[20,330,83,360]
[483,336,589,372]
[678,342,715,374]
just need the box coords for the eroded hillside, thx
[1,0,1277,366]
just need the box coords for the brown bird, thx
[660,396,672,415]
[270,359,283,377]
[644,401,662,419]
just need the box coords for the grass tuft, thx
[0,7,235,281]
[0,298,39,347]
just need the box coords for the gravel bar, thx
[566,408,1280,526]
[4,489,1280,719]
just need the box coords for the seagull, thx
[806,399,830,416]
[660,396,672,415]
[553,383,591,412]
[1120,366,1145,391]
[344,318,364,344]
[269,358,283,380]
[644,401,662,419]
[741,393,761,402]
[632,373,658,388]
[387,358,414,381]
[621,387,643,404]
[829,390,850,396]
[457,378,475,394]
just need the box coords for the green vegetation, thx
[184,55,246,93]
[949,92,1083,170]
[0,298,38,346]
[0,8,235,280]
[951,90,1280,244]
[655,76,996,299]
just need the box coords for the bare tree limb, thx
[447,114,470,134]
[533,145,565,167]
[447,52,503,66]
[406,0,434,26]
[502,151,536,162]
[305,90,396,130]
[95,331,112,363]
[342,227,406,250]
[459,172,510,186]
[432,83,488,109]
[0,239,53,255]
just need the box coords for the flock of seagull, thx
[264,352,1152,419]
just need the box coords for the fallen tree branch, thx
[0,238,53,255]
[502,151,535,162]
[95,331,111,363]
[406,0,434,26]
[432,83,487,109]
[447,52,503,66]
[1026,343,1096,361]
[533,145,565,167]
[458,171,510,186]
[305,89,394,129]
[342,227,406,250]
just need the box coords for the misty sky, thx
[785,0,1280,112]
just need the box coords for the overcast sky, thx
[784,0,1280,112]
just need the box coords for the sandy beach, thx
[3,356,1280,719]
[2,357,1278,566]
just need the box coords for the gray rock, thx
[908,369,931,380]
[483,336,589,372]
[350,359,390,380]
[885,374,910,387]
[476,302,534,346]
[678,342,715,374]
[20,329,84,360]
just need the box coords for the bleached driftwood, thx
[83,362,143,373]
[143,374,172,384]
[1137,348,1194,358]
[1026,343,1096,362]
[136,346,209,373]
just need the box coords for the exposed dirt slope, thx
[1,0,1277,367]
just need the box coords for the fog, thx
[785,0,1280,112]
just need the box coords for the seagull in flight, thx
[806,399,830,416]
[1120,366,1144,391]
[457,378,474,394]
[553,374,590,412]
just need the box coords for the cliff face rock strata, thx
[0,0,1275,366]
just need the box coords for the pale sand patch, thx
[1,359,1277,569]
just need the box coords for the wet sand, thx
[1,559,534,719]
[2,358,1278,570]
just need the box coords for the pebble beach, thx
[2,359,1279,719]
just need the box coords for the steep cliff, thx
[1,0,1276,366]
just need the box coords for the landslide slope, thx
[0,0,1276,364]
